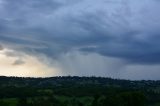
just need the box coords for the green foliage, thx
[0,76,159,106]
[100,92,146,106]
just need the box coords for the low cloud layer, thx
[0,45,3,50]
[0,0,160,79]
[0,48,61,77]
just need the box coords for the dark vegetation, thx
[0,76,160,106]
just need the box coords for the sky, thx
[0,0,160,80]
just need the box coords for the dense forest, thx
[0,76,160,106]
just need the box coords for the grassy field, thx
[0,96,93,106]
[0,98,18,106]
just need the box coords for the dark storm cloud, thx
[0,0,160,65]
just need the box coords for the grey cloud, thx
[4,50,23,57]
[0,0,160,65]
[12,59,25,65]
[0,44,3,50]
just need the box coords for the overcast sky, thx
[0,0,160,80]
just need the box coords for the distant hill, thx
[0,76,160,88]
